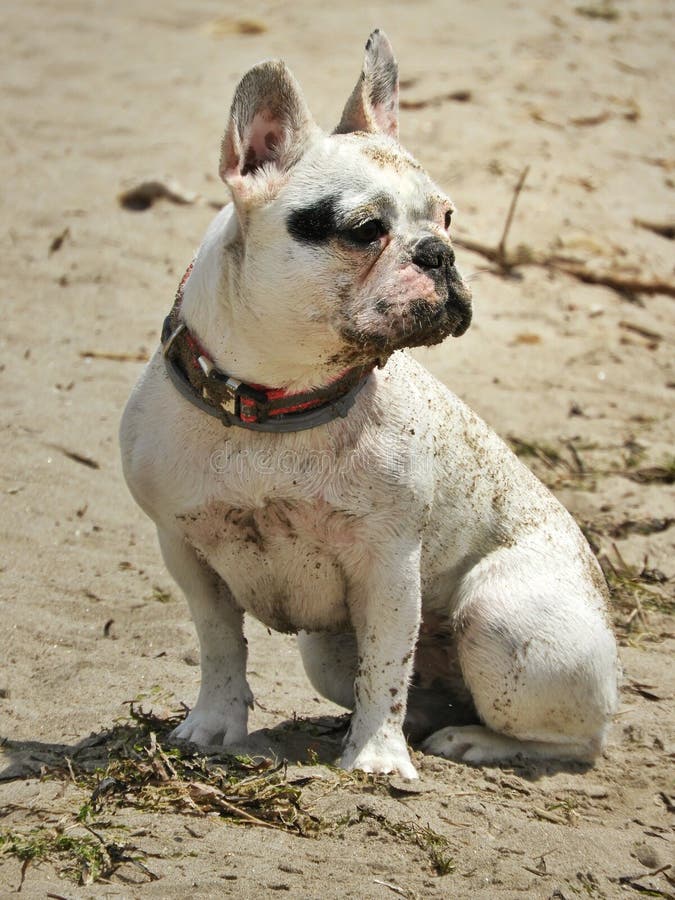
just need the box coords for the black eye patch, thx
[286,195,340,244]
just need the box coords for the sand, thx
[1,0,673,896]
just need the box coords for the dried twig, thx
[48,228,70,256]
[551,263,675,298]
[618,863,672,891]
[46,444,100,470]
[373,879,410,897]
[400,89,471,110]
[80,350,149,362]
[456,239,675,299]
[564,439,586,475]
[618,320,663,342]
[454,169,675,298]
[497,166,530,265]
[633,218,675,240]
[183,783,287,831]
[533,808,567,825]
[454,168,530,273]
[118,178,222,212]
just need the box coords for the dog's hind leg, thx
[423,545,619,765]
[297,631,357,710]
[157,528,253,748]
[298,629,479,742]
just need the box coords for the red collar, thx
[161,263,375,432]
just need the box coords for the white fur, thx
[120,39,619,778]
[121,336,618,776]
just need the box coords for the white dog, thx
[120,30,619,778]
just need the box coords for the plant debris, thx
[148,585,174,603]
[400,89,472,109]
[46,444,100,470]
[633,218,675,240]
[599,548,674,637]
[0,707,324,887]
[509,435,563,467]
[72,707,321,836]
[0,826,156,889]
[607,518,675,539]
[625,459,675,485]
[575,2,620,21]
[454,169,675,298]
[570,111,611,127]
[354,806,455,876]
[203,16,267,36]
[624,680,665,702]
[80,349,149,362]
[510,436,675,494]
[618,320,663,344]
[118,178,222,212]
[507,435,673,640]
[48,227,70,256]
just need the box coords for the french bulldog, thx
[120,30,619,778]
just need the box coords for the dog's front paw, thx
[169,703,248,748]
[340,731,418,779]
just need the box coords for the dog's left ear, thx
[335,29,399,139]
[220,60,316,202]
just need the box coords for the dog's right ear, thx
[220,60,316,205]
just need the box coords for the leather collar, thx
[161,263,375,432]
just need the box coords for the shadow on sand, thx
[1,706,591,786]
[0,710,351,784]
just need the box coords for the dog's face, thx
[219,31,471,376]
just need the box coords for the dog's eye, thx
[345,219,387,245]
[444,210,453,230]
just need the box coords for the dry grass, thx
[0,706,324,887]
[1,707,461,888]
[509,434,674,642]
[350,805,456,876]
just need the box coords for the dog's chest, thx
[177,499,353,633]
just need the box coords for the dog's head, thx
[219,30,472,377]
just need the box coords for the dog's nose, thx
[412,236,455,270]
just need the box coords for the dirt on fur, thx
[1,1,673,898]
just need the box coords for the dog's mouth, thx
[336,282,472,365]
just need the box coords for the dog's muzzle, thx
[335,237,472,365]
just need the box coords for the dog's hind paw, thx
[169,704,248,748]
[423,724,597,764]
[422,724,524,764]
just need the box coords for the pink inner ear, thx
[242,112,284,174]
[371,85,399,139]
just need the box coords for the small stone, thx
[388,775,435,794]
[631,840,663,869]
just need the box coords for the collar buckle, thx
[205,368,269,419]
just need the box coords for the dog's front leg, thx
[340,542,421,779]
[157,529,253,747]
